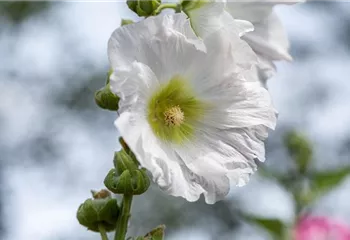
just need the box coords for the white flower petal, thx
[108,13,205,82]
[226,0,302,24]
[115,112,206,202]
[234,19,255,36]
[256,55,277,86]
[186,1,226,39]
[110,61,159,113]
[195,75,277,129]
[224,0,301,83]
[242,12,293,61]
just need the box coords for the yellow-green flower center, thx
[164,105,185,127]
[147,76,206,144]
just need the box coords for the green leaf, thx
[246,217,285,239]
[307,167,350,203]
[284,131,313,174]
[144,225,165,240]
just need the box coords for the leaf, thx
[246,216,286,239]
[308,167,350,202]
[144,225,165,240]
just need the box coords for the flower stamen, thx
[164,105,184,127]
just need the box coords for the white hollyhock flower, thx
[108,13,276,203]
[186,0,301,85]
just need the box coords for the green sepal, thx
[119,138,137,163]
[181,0,207,14]
[144,225,166,240]
[76,192,119,232]
[127,0,161,17]
[104,168,150,195]
[284,131,313,174]
[113,149,138,176]
[94,83,119,111]
[106,69,113,85]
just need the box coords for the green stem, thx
[154,3,181,15]
[98,224,109,240]
[114,195,133,240]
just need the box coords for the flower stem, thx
[98,224,109,240]
[114,195,133,240]
[154,3,181,15]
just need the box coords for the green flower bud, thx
[113,149,138,175]
[284,131,313,174]
[181,0,207,14]
[94,83,119,111]
[127,0,161,17]
[121,19,134,26]
[76,190,119,232]
[104,167,150,195]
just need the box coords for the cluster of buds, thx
[76,138,150,235]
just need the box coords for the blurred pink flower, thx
[295,215,350,240]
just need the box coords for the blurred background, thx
[0,1,350,240]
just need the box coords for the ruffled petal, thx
[242,12,292,61]
[110,61,159,114]
[204,80,277,129]
[108,13,205,82]
[115,112,206,202]
[226,0,303,24]
[186,1,226,39]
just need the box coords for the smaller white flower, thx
[229,0,303,85]
[186,0,302,85]
[108,13,276,203]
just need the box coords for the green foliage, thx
[306,167,350,204]
[0,2,50,23]
[284,131,313,174]
[246,216,286,240]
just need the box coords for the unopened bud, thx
[104,168,150,196]
[127,0,161,17]
[94,83,119,111]
[76,189,119,232]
